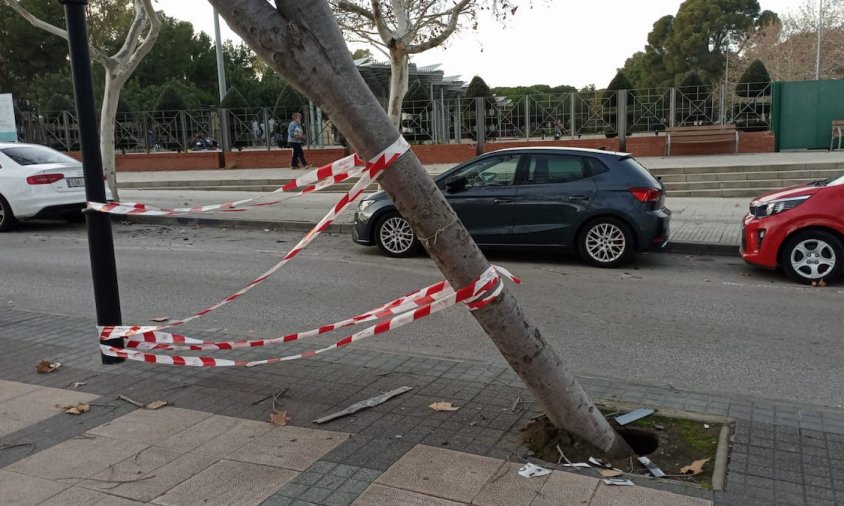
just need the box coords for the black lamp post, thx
[60,0,124,363]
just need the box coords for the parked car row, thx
[352,147,844,285]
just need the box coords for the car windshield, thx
[1,146,78,166]
[827,172,844,186]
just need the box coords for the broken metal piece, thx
[603,478,635,486]
[313,386,412,424]
[615,408,655,426]
[518,463,551,478]
[561,463,591,469]
[637,456,665,478]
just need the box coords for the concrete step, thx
[665,178,816,192]
[658,169,841,183]
[667,187,782,198]
[648,161,844,176]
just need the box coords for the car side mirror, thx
[445,175,469,193]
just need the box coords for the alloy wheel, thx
[790,238,837,280]
[379,216,416,255]
[585,222,627,264]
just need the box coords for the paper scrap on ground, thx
[680,458,710,475]
[600,469,624,478]
[603,478,635,486]
[518,463,552,478]
[562,463,592,469]
[429,402,460,412]
[615,408,655,426]
[638,456,666,478]
[58,403,90,415]
[270,411,291,426]
[36,361,61,373]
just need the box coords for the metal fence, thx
[14,83,772,151]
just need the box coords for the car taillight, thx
[629,187,661,203]
[26,174,65,185]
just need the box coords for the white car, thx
[0,142,111,232]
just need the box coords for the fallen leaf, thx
[36,361,61,373]
[150,317,169,323]
[680,458,710,475]
[70,382,86,389]
[600,469,624,478]
[818,279,827,287]
[429,402,460,412]
[270,411,291,426]
[145,400,168,410]
[58,403,90,415]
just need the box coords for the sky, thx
[160,0,805,89]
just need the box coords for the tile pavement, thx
[1,307,843,505]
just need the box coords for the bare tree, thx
[329,0,521,126]
[3,0,161,200]
[208,0,631,458]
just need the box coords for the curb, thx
[115,215,739,257]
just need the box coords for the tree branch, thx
[337,0,375,22]
[2,0,109,65]
[406,0,471,53]
[370,0,398,46]
[114,0,148,61]
[122,0,161,76]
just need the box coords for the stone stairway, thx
[651,163,843,197]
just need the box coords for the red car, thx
[741,172,844,284]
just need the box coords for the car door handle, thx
[567,195,590,201]
[493,198,513,204]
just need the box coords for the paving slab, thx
[40,486,145,505]
[0,469,69,505]
[0,379,42,403]
[88,407,213,444]
[352,483,463,505]
[0,386,100,424]
[158,414,274,457]
[590,481,712,506]
[470,461,549,506]
[375,444,503,502]
[227,424,350,471]
[150,459,296,506]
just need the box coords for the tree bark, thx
[209,0,630,457]
[100,69,124,201]
[387,49,409,127]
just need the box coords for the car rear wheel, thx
[578,217,633,268]
[781,230,843,284]
[0,194,17,232]
[374,212,421,258]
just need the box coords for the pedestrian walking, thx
[287,112,309,169]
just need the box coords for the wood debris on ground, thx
[429,401,460,412]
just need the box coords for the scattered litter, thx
[703,423,711,429]
[599,469,624,478]
[36,361,61,374]
[589,457,613,468]
[637,456,666,478]
[58,403,90,415]
[69,382,86,389]
[653,424,665,431]
[518,463,552,478]
[270,411,291,426]
[615,408,655,426]
[511,396,523,413]
[429,401,460,412]
[118,395,168,410]
[562,463,592,469]
[811,279,827,288]
[603,478,635,486]
[150,317,169,323]
[313,386,412,424]
[680,458,710,476]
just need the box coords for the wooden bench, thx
[831,120,844,151]
[665,124,739,158]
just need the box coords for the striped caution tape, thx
[99,265,516,367]
[103,266,520,352]
[99,137,410,339]
[88,153,365,216]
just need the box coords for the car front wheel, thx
[0,194,17,232]
[374,212,421,258]
[578,217,633,268]
[781,230,843,284]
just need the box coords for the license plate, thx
[66,177,85,188]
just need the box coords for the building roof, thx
[354,59,467,103]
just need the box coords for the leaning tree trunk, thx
[386,49,409,127]
[210,0,631,457]
[100,70,126,202]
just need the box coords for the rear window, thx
[1,146,78,166]
[617,156,660,185]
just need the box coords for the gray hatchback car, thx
[352,147,670,267]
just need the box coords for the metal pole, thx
[569,93,576,139]
[214,9,230,150]
[524,96,530,140]
[60,0,123,363]
[816,0,823,80]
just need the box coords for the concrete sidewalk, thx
[2,307,843,505]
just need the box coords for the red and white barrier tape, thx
[100,265,515,367]
[99,137,410,338]
[103,265,520,352]
[88,153,365,216]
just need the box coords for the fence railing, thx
[14,83,772,151]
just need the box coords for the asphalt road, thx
[2,221,842,409]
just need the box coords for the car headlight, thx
[753,195,811,218]
[357,199,375,212]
